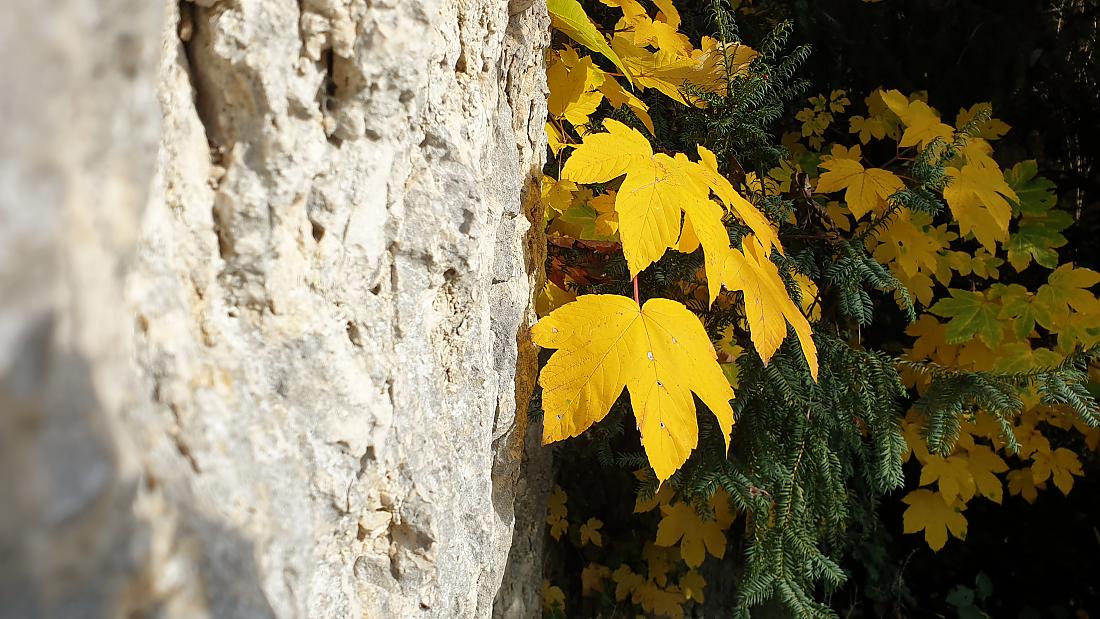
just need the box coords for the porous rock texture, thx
[0,0,549,616]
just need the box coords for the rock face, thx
[0,0,547,616]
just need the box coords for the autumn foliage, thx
[534,0,1099,616]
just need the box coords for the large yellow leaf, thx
[532,294,735,481]
[548,0,634,86]
[561,119,719,278]
[943,161,1017,251]
[815,149,905,220]
[719,238,820,380]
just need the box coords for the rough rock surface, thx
[0,0,548,616]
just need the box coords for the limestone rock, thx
[0,0,548,616]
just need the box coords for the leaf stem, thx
[633,275,641,307]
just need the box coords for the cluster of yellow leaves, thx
[547,472,726,618]
[786,85,1099,552]
[546,484,569,540]
[795,90,849,149]
[546,0,758,153]
[898,266,1100,549]
[538,0,820,484]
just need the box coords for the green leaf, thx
[1006,209,1071,271]
[1003,160,1070,271]
[1004,160,1056,216]
[547,0,634,86]
[930,289,1003,347]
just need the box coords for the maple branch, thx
[633,275,641,307]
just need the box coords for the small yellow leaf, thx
[533,295,734,481]
[679,570,706,602]
[561,120,733,280]
[1006,468,1041,503]
[1031,447,1083,495]
[581,563,612,596]
[542,580,566,612]
[579,517,604,547]
[655,501,726,567]
[902,489,967,551]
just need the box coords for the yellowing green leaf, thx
[902,489,968,551]
[929,289,1004,348]
[655,501,726,567]
[532,295,734,481]
[1035,263,1100,327]
[943,161,1017,251]
[548,0,634,85]
[720,238,820,379]
[815,148,904,219]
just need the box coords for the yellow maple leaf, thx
[1035,263,1100,325]
[581,563,612,596]
[1006,468,1042,503]
[532,294,734,481]
[612,564,644,601]
[598,75,655,133]
[655,501,726,567]
[689,146,780,253]
[919,454,976,503]
[963,444,1008,504]
[943,161,1017,251]
[719,238,820,379]
[542,580,566,612]
[579,517,604,547]
[562,119,735,280]
[611,34,720,105]
[873,208,943,277]
[1031,447,1083,495]
[902,489,968,551]
[547,53,605,126]
[679,570,706,602]
[547,484,569,539]
[955,102,1011,140]
[644,542,675,586]
[881,89,954,149]
[815,145,905,220]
